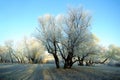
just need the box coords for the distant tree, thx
[4,40,15,63]
[22,37,45,64]
[84,45,110,66]
[15,41,27,63]
[0,46,8,63]
[107,44,120,63]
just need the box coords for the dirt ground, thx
[0,63,120,80]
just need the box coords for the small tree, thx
[0,46,8,63]
[4,40,14,63]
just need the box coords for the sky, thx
[0,0,120,47]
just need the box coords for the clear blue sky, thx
[0,0,120,47]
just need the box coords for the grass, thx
[0,63,120,80]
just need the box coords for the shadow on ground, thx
[0,64,120,80]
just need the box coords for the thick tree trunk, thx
[64,60,72,69]
[53,41,60,68]
[64,54,73,69]
[53,54,60,68]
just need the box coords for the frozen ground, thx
[0,63,120,80]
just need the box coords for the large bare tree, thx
[36,7,93,69]
[58,7,91,68]
[36,14,62,68]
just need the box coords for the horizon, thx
[0,0,120,47]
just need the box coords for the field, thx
[0,63,120,80]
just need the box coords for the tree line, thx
[0,38,45,64]
[0,7,120,69]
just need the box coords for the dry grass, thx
[0,63,120,80]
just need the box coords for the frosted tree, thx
[58,7,92,68]
[36,7,94,69]
[107,44,120,64]
[22,37,45,63]
[36,14,62,68]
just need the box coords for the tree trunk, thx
[78,56,84,66]
[53,54,60,68]
[86,60,93,66]
[0,56,2,63]
[31,58,38,64]
[12,53,20,63]
[10,53,13,63]
[64,54,73,69]
[53,41,60,68]
[64,60,72,69]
